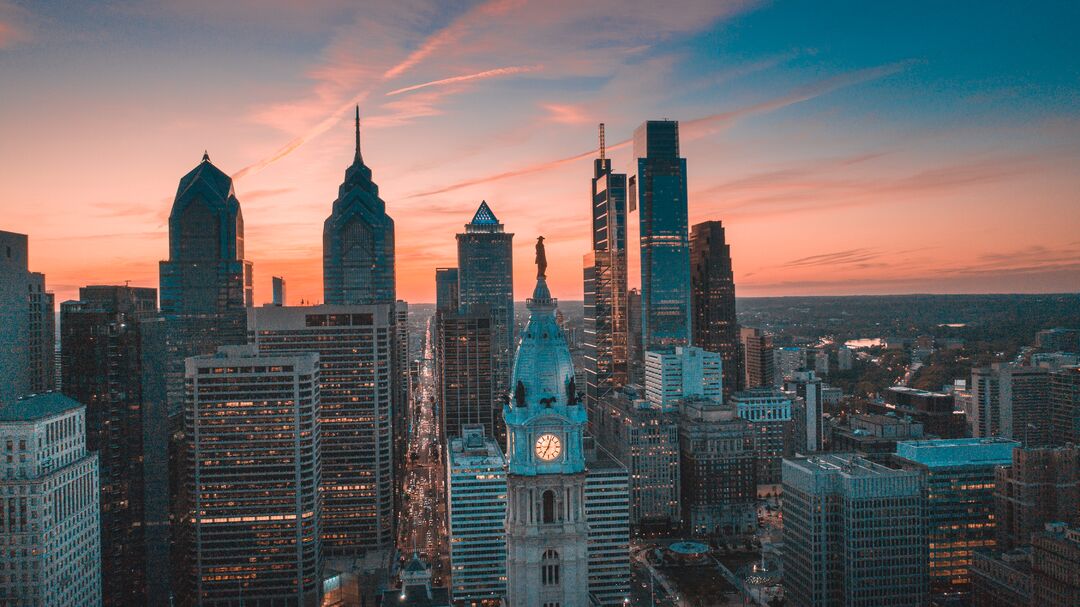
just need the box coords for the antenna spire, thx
[354,105,363,164]
[599,123,606,160]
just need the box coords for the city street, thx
[398,315,450,585]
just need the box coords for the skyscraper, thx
[690,220,742,401]
[0,230,54,403]
[740,326,774,389]
[626,288,643,384]
[731,388,794,486]
[0,394,102,607]
[584,123,629,423]
[182,346,321,606]
[971,364,1052,446]
[1050,366,1080,445]
[785,369,824,453]
[435,267,460,312]
[584,442,631,607]
[323,106,396,306]
[437,305,499,443]
[248,304,395,560]
[457,201,514,392]
[504,243,590,606]
[994,444,1079,550]
[61,285,157,606]
[644,346,723,410]
[782,454,928,607]
[629,120,691,349]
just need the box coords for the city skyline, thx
[3,1,1080,306]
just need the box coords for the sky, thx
[1,0,1078,305]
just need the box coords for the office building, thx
[994,444,1079,550]
[583,124,629,420]
[773,347,807,386]
[782,454,928,607]
[592,387,680,530]
[437,306,499,444]
[731,388,793,486]
[323,106,396,306]
[248,304,395,560]
[0,393,101,607]
[60,285,157,606]
[457,201,514,391]
[182,346,321,606]
[584,442,631,607]
[435,267,459,312]
[740,327,773,389]
[1034,327,1079,352]
[970,548,1032,607]
[894,438,1019,599]
[1051,366,1080,445]
[970,364,1051,446]
[272,275,286,305]
[678,398,756,536]
[837,345,854,371]
[626,288,643,384]
[689,221,742,402]
[1031,523,1080,606]
[785,370,823,453]
[0,230,54,403]
[872,386,966,439]
[446,425,507,606]
[644,346,722,410]
[831,412,924,456]
[630,120,691,349]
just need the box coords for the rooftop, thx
[0,393,82,422]
[896,437,1019,467]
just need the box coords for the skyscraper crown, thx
[465,200,504,233]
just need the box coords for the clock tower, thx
[504,237,589,607]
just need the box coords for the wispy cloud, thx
[541,102,592,125]
[387,64,542,96]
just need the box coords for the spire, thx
[202,150,210,162]
[469,200,499,225]
[354,105,363,164]
[599,123,605,160]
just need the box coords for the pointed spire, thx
[599,123,606,160]
[469,200,499,225]
[354,105,363,164]
[202,150,210,163]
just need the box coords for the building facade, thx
[731,388,793,486]
[60,285,157,606]
[678,399,756,536]
[584,443,631,607]
[689,220,742,401]
[782,454,928,607]
[970,364,1051,446]
[644,346,722,410]
[740,327,773,389]
[784,370,824,453]
[0,394,102,607]
[0,230,54,404]
[248,304,395,561]
[437,306,499,444]
[875,386,967,439]
[182,346,322,606]
[994,444,1079,550]
[1031,523,1080,607]
[435,267,460,313]
[323,106,396,306]
[630,120,691,349]
[1051,366,1080,446]
[626,288,643,385]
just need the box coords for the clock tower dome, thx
[503,237,589,607]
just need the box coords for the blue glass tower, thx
[629,120,691,349]
[323,106,396,305]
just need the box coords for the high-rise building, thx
[773,347,808,386]
[740,326,773,389]
[435,267,460,312]
[0,230,54,403]
[730,388,793,486]
[678,399,756,536]
[457,201,514,392]
[1031,523,1080,606]
[272,275,286,305]
[437,305,499,444]
[831,412,925,456]
[1050,366,1080,446]
[629,120,691,349]
[60,285,157,606]
[0,394,102,607]
[592,387,680,531]
[894,438,1019,599]
[873,386,967,439]
[503,249,590,606]
[644,346,722,410]
[626,288,643,384]
[583,124,629,423]
[584,442,631,607]
[971,364,1052,446]
[690,220,742,401]
[837,345,854,371]
[782,454,928,607]
[446,425,507,606]
[248,304,395,561]
[323,106,395,306]
[970,548,1032,607]
[994,444,1079,550]
[182,346,322,606]
[784,370,823,453]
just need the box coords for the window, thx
[541,549,560,586]
[542,489,555,524]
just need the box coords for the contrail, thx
[387,65,542,96]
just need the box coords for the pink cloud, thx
[386,65,542,96]
[541,103,591,125]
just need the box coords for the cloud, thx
[541,102,592,125]
[386,65,542,96]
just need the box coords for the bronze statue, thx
[535,235,547,279]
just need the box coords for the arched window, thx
[542,489,556,524]
[541,549,560,586]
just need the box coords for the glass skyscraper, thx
[690,220,742,400]
[629,120,691,349]
[584,124,629,424]
[457,201,514,392]
[323,106,396,306]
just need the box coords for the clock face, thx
[534,433,562,461]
